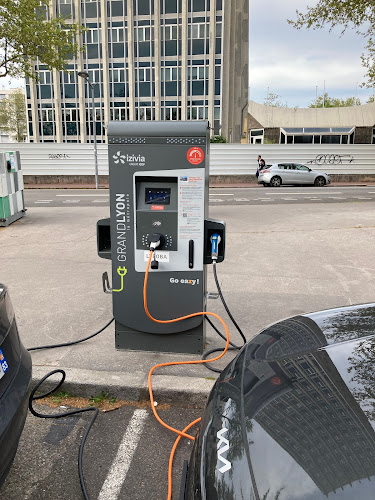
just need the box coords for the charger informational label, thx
[144,250,170,263]
[178,174,204,240]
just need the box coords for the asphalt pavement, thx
[23,185,375,207]
[2,193,375,499]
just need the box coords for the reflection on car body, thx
[0,284,32,486]
[258,162,331,187]
[184,303,375,499]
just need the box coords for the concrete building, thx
[26,0,248,144]
[246,100,375,146]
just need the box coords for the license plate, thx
[0,348,9,380]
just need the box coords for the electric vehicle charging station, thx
[0,151,25,227]
[97,121,225,354]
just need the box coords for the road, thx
[23,185,375,207]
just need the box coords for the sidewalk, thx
[2,200,375,406]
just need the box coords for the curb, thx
[31,366,214,407]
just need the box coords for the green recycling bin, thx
[0,151,25,226]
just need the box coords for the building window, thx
[280,127,355,145]
[188,66,208,80]
[161,67,180,81]
[109,27,124,42]
[188,23,207,39]
[135,67,154,98]
[85,29,101,44]
[187,106,207,120]
[110,107,129,120]
[134,0,153,15]
[162,107,181,120]
[137,68,151,82]
[160,0,181,14]
[109,1,124,16]
[83,1,99,19]
[189,0,209,12]
[135,26,152,42]
[249,129,264,144]
[162,25,178,40]
[135,107,155,120]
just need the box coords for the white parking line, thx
[63,200,80,203]
[328,197,347,200]
[92,200,109,203]
[34,200,52,203]
[234,198,250,202]
[355,197,373,200]
[56,194,109,197]
[281,198,298,201]
[209,199,223,202]
[209,193,233,196]
[265,191,342,195]
[98,409,148,500]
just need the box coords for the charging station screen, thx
[145,188,171,205]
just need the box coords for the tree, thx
[0,90,27,142]
[210,135,227,143]
[263,92,287,107]
[288,1,375,87]
[0,0,85,79]
[308,92,362,108]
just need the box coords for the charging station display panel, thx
[107,121,209,350]
[145,188,171,204]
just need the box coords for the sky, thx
[249,0,374,108]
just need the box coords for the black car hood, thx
[187,303,375,500]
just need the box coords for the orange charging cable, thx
[144,250,231,499]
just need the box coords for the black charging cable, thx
[29,369,98,500]
[27,318,114,351]
[212,262,247,344]
[203,261,247,373]
[27,318,114,498]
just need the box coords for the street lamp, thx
[78,70,99,189]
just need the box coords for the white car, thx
[258,163,330,187]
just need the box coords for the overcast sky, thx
[249,0,374,108]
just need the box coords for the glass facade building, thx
[26,0,248,143]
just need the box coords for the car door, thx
[280,163,298,184]
[276,163,291,184]
[294,164,313,184]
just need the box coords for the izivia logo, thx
[112,152,146,164]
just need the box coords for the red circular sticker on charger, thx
[187,147,204,165]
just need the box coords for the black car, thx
[185,303,375,499]
[0,284,32,486]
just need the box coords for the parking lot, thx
[1,196,375,499]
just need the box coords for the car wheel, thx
[270,176,281,187]
[314,176,326,187]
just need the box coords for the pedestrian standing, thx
[256,155,263,178]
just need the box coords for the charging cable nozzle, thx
[210,233,221,261]
[148,233,163,251]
